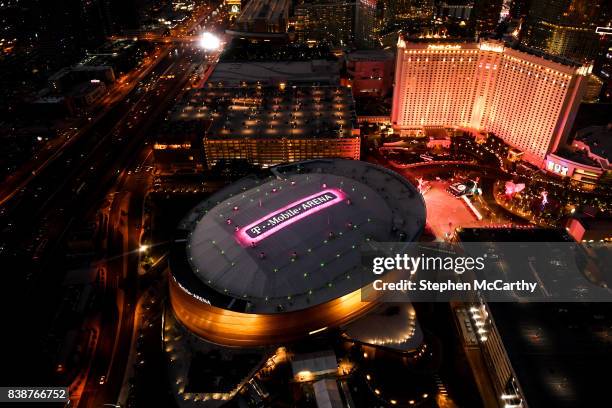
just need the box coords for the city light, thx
[308,327,328,335]
[199,32,221,50]
[4,1,612,406]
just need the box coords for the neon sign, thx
[595,27,612,35]
[236,188,347,245]
[479,42,504,53]
[427,44,462,50]
[546,160,569,176]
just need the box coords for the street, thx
[0,3,226,405]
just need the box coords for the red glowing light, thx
[236,188,347,245]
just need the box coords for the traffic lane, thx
[79,157,146,407]
[78,195,126,408]
[0,46,173,212]
[1,44,176,212]
[81,161,151,408]
[1,0,216,210]
[78,59,198,408]
[0,50,181,256]
[99,181,147,407]
[2,6,215,388]
[4,51,198,386]
[0,50,176,236]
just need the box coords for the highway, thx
[2,45,195,388]
[77,156,149,408]
[0,0,222,256]
[78,47,206,407]
[0,43,171,209]
[0,2,227,401]
[0,0,218,208]
[1,46,188,285]
[75,16,227,408]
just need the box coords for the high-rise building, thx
[600,43,612,101]
[293,0,384,48]
[294,0,357,46]
[522,0,612,62]
[233,0,290,34]
[355,0,378,48]
[508,0,528,20]
[457,228,612,408]
[386,0,434,21]
[391,38,590,165]
[227,0,242,17]
[436,1,473,21]
[472,0,502,34]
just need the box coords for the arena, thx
[168,159,426,346]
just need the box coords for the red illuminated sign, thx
[236,188,346,245]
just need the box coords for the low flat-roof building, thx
[209,41,341,87]
[545,125,612,189]
[346,50,394,98]
[49,66,115,93]
[313,379,344,408]
[197,85,360,168]
[68,81,107,107]
[566,216,612,242]
[153,121,205,175]
[342,303,423,352]
[208,60,341,87]
[292,350,338,380]
[457,228,612,408]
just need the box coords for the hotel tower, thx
[391,38,591,166]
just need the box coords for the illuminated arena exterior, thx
[168,159,426,346]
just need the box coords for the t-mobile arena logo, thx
[236,188,346,245]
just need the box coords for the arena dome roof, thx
[171,159,426,315]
